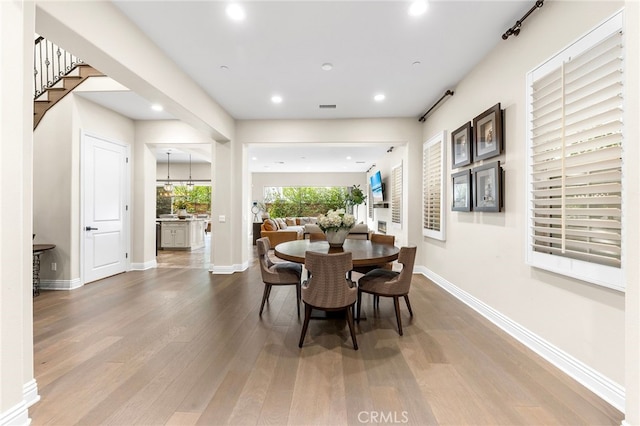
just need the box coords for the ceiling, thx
[79,0,534,172]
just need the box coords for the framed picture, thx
[451,122,472,168]
[451,169,471,211]
[472,161,502,212]
[473,103,503,162]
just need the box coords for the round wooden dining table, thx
[274,239,399,267]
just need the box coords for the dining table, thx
[274,238,399,267]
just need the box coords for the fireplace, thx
[377,220,387,234]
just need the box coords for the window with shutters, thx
[423,131,446,241]
[368,184,374,219]
[391,162,403,225]
[526,11,624,291]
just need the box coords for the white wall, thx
[420,0,629,407]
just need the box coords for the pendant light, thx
[186,154,194,192]
[163,151,173,193]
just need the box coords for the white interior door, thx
[83,132,128,283]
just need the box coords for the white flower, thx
[317,209,355,232]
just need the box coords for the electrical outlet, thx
[219,215,226,223]
[51,262,57,271]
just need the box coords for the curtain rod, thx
[418,90,454,123]
[502,0,544,40]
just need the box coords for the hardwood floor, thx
[30,247,623,425]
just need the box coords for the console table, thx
[33,244,55,297]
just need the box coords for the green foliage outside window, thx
[264,186,350,217]
[156,185,212,217]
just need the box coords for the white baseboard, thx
[130,259,157,271]
[0,400,29,426]
[23,379,39,408]
[417,266,626,413]
[210,261,249,274]
[39,278,82,291]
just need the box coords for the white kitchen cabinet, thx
[160,219,205,250]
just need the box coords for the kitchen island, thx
[158,218,205,250]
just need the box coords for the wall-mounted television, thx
[370,170,384,203]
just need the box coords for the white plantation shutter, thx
[391,163,402,225]
[423,132,445,240]
[526,12,624,290]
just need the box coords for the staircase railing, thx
[34,36,84,99]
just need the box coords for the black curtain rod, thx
[502,0,544,40]
[418,89,454,122]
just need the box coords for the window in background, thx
[422,131,446,241]
[392,162,403,226]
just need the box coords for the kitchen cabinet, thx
[160,219,205,250]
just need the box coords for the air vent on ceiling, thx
[319,104,337,109]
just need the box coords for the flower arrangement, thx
[317,208,355,232]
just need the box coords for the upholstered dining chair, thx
[256,237,303,317]
[356,246,416,336]
[299,251,358,350]
[352,233,396,276]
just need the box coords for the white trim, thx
[23,379,40,408]
[39,278,83,291]
[0,400,30,426]
[130,260,157,271]
[416,265,625,412]
[210,261,249,274]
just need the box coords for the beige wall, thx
[421,0,628,399]
[0,1,36,423]
[238,118,422,251]
[33,95,135,284]
[155,162,211,182]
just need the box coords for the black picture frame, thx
[451,169,471,212]
[472,161,502,212]
[451,122,472,168]
[472,103,503,162]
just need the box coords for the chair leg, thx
[296,283,301,317]
[393,296,403,336]
[259,284,271,315]
[345,305,358,350]
[356,289,362,323]
[298,303,312,348]
[375,295,380,309]
[404,295,413,317]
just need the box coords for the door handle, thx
[85,226,98,231]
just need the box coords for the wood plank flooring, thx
[30,245,623,425]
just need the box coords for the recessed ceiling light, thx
[226,3,245,21]
[151,104,163,112]
[220,65,229,71]
[346,156,352,160]
[408,0,427,16]
[321,63,333,71]
[412,61,422,66]
[252,156,257,160]
[374,94,386,102]
[271,95,283,104]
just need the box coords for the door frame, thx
[79,129,131,284]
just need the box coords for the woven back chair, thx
[298,251,358,350]
[256,237,302,316]
[356,246,416,336]
[308,232,327,241]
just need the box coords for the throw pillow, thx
[276,218,287,229]
[285,217,296,226]
[263,219,278,231]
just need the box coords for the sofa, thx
[260,217,370,247]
